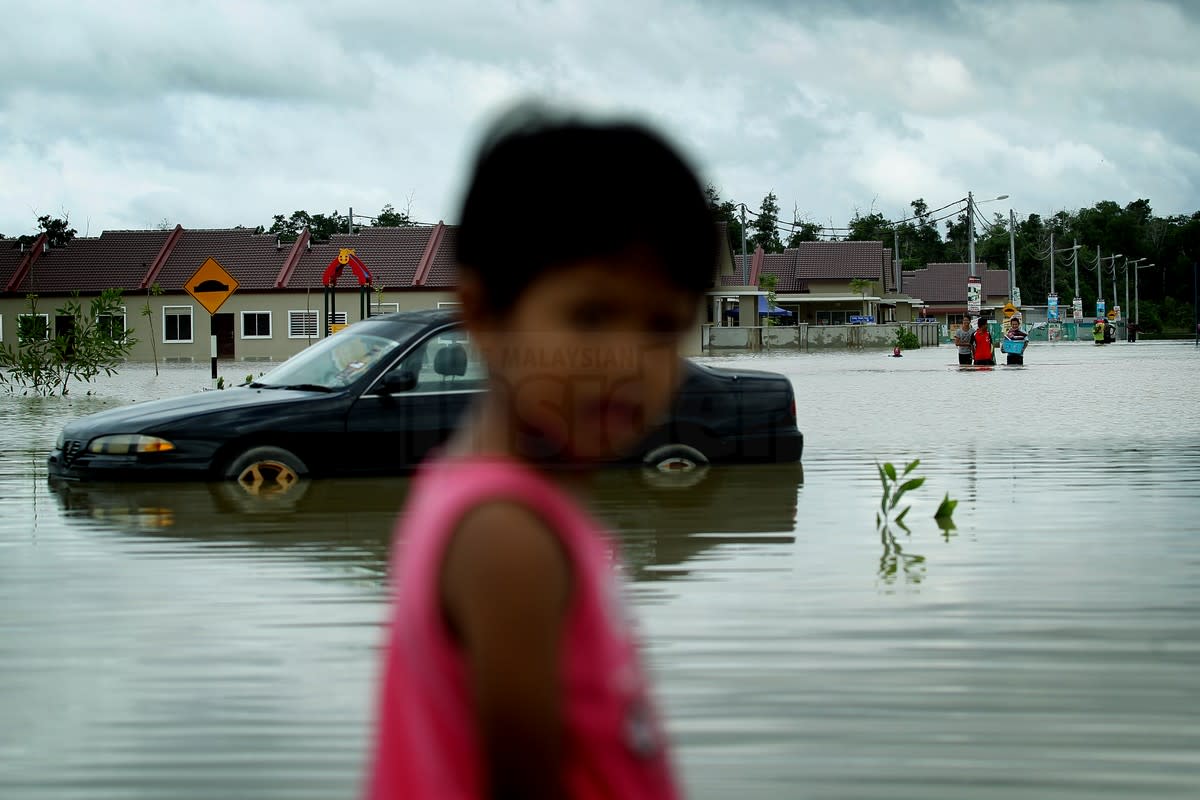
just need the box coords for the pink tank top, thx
[366,455,680,800]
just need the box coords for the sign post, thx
[967,276,982,316]
[185,257,240,388]
[1047,293,1059,322]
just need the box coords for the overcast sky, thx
[2,0,1198,239]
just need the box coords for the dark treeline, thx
[707,187,1200,334]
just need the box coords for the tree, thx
[0,289,137,395]
[374,203,414,227]
[749,192,784,254]
[759,273,778,327]
[704,184,745,256]
[787,208,823,247]
[847,210,892,243]
[267,209,351,242]
[13,214,77,249]
[850,278,874,317]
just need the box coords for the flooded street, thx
[2,342,1199,798]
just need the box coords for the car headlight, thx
[55,431,65,450]
[86,434,176,455]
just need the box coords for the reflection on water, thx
[44,460,806,584]
[2,345,1200,798]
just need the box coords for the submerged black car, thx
[49,310,802,488]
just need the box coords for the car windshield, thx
[253,328,409,391]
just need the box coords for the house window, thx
[332,311,348,326]
[370,301,399,317]
[163,306,194,343]
[96,307,127,342]
[288,310,319,339]
[241,311,272,339]
[436,301,461,309]
[947,314,965,328]
[17,313,50,343]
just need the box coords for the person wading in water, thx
[972,316,995,366]
[954,317,974,365]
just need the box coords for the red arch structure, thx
[323,250,373,335]
[321,251,372,287]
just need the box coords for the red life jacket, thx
[972,328,993,361]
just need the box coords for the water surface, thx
[2,342,1198,798]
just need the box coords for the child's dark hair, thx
[455,103,718,315]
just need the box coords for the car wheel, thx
[641,443,709,473]
[223,446,308,496]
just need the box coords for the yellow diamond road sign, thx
[185,257,240,315]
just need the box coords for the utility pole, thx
[348,206,353,234]
[1009,208,1017,300]
[740,203,748,284]
[1111,259,1118,316]
[1073,238,1079,298]
[894,228,902,294]
[1096,245,1102,305]
[1125,262,1130,323]
[1049,230,1055,298]
[967,191,976,278]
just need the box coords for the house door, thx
[211,313,235,358]
[55,315,77,358]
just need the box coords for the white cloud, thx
[1,0,1198,239]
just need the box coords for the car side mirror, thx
[382,371,418,394]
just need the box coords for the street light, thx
[1099,252,1122,307]
[1122,257,1147,321]
[967,191,1009,278]
[1135,262,1156,326]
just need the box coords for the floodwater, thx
[2,341,1198,799]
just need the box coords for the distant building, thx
[2,221,739,361]
[0,225,459,362]
[900,262,1011,327]
[712,241,923,325]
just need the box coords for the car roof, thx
[369,308,459,326]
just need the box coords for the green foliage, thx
[0,289,136,395]
[749,192,784,254]
[705,184,746,257]
[874,459,955,529]
[374,203,413,227]
[934,493,958,521]
[11,214,77,249]
[268,210,351,242]
[893,325,920,350]
[758,273,778,327]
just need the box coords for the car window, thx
[257,331,402,390]
[385,328,487,392]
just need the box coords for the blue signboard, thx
[1096,299,1106,318]
[1048,293,1059,321]
[849,315,875,324]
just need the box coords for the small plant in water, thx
[876,459,924,528]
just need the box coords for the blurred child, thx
[365,103,717,799]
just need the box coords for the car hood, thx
[60,387,336,439]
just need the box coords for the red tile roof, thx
[9,230,170,294]
[728,241,896,293]
[902,262,1010,304]
[0,245,26,290]
[157,228,287,291]
[424,226,459,289]
[794,241,894,291]
[289,227,435,290]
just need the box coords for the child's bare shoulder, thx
[442,500,571,613]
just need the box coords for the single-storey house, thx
[900,262,1011,328]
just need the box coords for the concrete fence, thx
[702,323,940,353]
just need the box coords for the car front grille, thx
[62,440,84,465]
